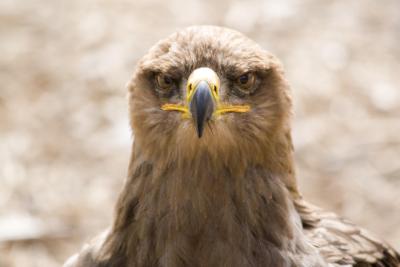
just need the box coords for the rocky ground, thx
[0,0,399,266]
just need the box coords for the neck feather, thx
[97,142,323,267]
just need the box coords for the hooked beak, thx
[189,81,215,138]
[160,67,251,139]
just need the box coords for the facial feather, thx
[129,26,295,183]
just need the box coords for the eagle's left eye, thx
[235,72,256,94]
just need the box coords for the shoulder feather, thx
[295,199,400,267]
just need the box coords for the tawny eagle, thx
[64,26,400,267]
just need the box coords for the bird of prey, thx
[65,26,400,267]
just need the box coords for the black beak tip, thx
[196,123,204,138]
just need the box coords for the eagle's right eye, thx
[156,74,174,90]
[154,73,179,98]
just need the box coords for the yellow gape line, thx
[161,103,251,117]
[161,103,190,118]
[161,103,188,113]
[215,104,251,115]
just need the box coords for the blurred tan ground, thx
[0,0,399,266]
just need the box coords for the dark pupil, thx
[164,76,172,85]
[239,74,249,84]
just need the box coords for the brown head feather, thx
[129,26,298,195]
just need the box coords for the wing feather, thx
[295,199,400,266]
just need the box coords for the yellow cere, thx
[161,67,250,117]
[186,67,221,103]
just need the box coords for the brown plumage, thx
[64,26,400,267]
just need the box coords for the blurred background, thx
[1,0,399,266]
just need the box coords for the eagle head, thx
[128,26,293,170]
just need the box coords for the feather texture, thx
[296,199,400,266]
[64,26,400,267]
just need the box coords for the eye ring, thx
[236,72,256,93]
[156,74,174,90]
